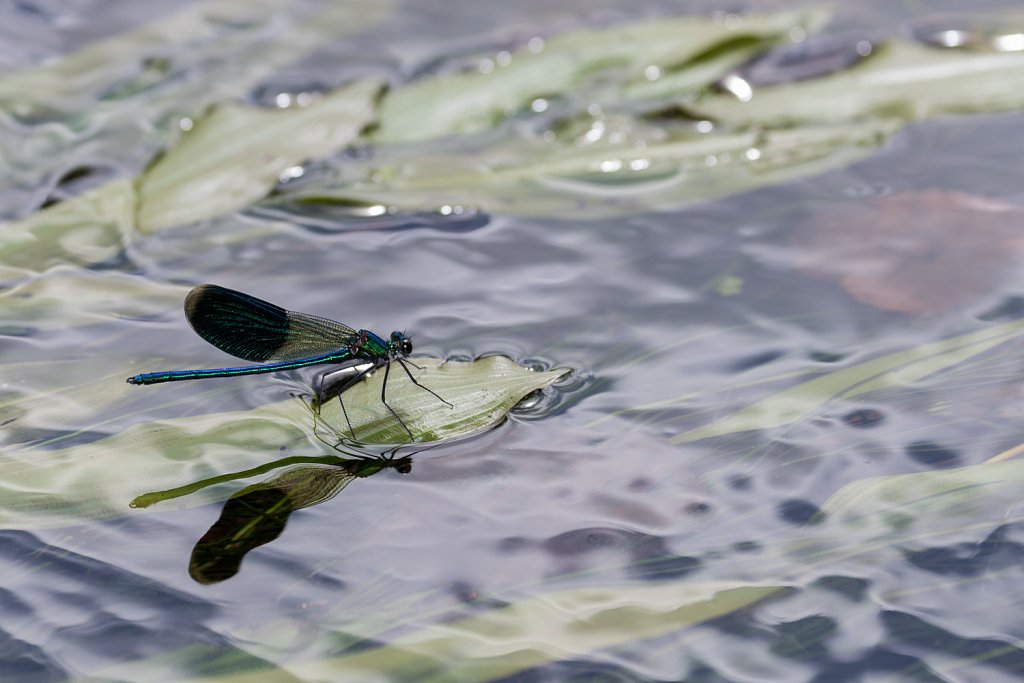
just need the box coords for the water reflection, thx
[127,389,430,585]
[189,453,412,584]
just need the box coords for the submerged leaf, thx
[780,458,1024,570]
[165,581,785,683]
[791,190,1024,314]
[821,459,1024,530]
[92,437,1024,682]
[672,319,1024,443]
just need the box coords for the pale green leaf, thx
[136,78,383,231]
[0,180,135,273]
[0,267,187,330]
[771,459,1024,575]
[0,0,394,197]
[0,361,148,449]
[278,118,899,219]
[692,39,1024,127]
[81,450,1024,682]
[0,10,390,270]
[0,399,312,530]
[374,8,830,142]
[820,459,1024,530]
[315,356,569,445]
[672,319,1024,443]
[0,0,288,117]
[622,38,768,102]
[0,357,566,528]
[142,582,784,683]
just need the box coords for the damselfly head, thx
[390,331,413,356]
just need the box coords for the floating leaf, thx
[136,78,384,231]
[691,39,1024,126]
[374,8,830,142]
[0,180,135,272]
[278,118,899,219]
[0,360,147,451]
[0,77,383,271]
[0,0,285,118]
[315,357,569,444]
[672,319,1024,443]
[0,267,187,330]
[0,0,394,200]
[0,1,393,272]
[0,356,565,529]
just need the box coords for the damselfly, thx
[126,284,450,438]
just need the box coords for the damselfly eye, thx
[401,339,413,355]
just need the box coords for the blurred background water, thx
[4,0,1024,681]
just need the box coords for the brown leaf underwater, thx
[791,190,1024,314]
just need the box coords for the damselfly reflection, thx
[189,450,413,584]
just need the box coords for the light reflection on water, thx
[4,0,1024,681]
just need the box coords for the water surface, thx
[3,1,1024,681]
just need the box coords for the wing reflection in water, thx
[189,454,411,584]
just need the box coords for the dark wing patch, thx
[184,285,358,362]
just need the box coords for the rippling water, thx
[4,0,1024,681]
